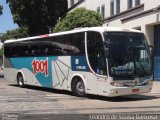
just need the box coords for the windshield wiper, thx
[127,46,147,76]
[137,60,147,76]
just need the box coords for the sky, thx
[0,0,18,33]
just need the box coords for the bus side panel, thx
[4,68,17,82]
[70,56,98,94]
[52,56,91,91]
[3,56,17,82]
[52,56,71,90]
[9,56,58,88]
[96,79,111,96]
[5,54,102,95]
[81,72,98,95]
[19,68,42,86]
[51,55,98,94]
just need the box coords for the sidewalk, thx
[0,70,4,78]
[152,81,160,93]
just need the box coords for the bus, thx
[3,27,153,97]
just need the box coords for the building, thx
[67,0,160,80]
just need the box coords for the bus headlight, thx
[110,82,124,87]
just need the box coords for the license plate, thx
[132,89,139,93]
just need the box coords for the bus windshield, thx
[104,32,152,78]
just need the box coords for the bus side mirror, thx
[103,41,108,47]
[104,47,109,58]
[103,41,109,57]
[149,45,153,57]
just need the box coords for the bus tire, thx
[17,73,25,87]
[72,77,86,97]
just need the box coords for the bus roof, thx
[4,26,143,44]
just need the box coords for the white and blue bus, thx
[3,27,153,97]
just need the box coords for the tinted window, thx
[116,0,120,14]
[87,31,107,75]
[135,0,140,6]
[110,0,114,16]
[54,32,85,55]
[70,0,74,7]
[128,0,133,9]
[101,5,105,19]
[4,32,85,57]
[97,7,100,14]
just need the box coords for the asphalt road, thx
[0,76,160,120]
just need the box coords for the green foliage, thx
[0,5,3,15]
[0,46,3,57]
[0,28,28,43]
[7,0,68,36]
[54,8,103,33]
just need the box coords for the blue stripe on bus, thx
[9,56,89,88]
[10,57,57,88]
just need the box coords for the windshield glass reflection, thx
[104,32,152,78]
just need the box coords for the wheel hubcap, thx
[18,76,23,86]
[76,81,85,95]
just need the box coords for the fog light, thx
[110,90,119,94]
[110,82,124,87]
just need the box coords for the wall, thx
[67,0,160,45]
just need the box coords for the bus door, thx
[87,31,108,95]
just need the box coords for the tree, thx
[0,4,3,57]
[0,46,3,57]
[54,8,103,33]
[0,5,3,15]
[0,28,28,43]
[7,0,68,36]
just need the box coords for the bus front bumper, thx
[108,83,153,97]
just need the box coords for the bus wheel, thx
[72,78,86,97]
[17,73,25,87]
